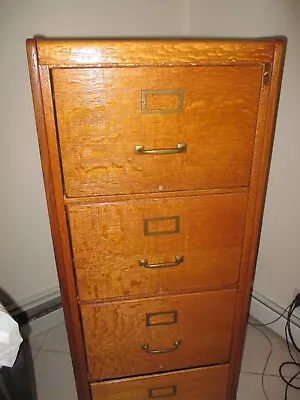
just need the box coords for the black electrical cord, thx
[287,304,300,353]
[249,303,291,327]
[284,371,300,399]
[253,326,273,400]
[278,300,300,399]
[248,295,300,400]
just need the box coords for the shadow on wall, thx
[0,288,37,400]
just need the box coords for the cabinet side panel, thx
[26,39,91,400]
[226,40,285,399]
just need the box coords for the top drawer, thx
[52,65,263,197]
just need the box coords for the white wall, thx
[0,0,299,312]
[188,0,300,312]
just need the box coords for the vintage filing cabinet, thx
[27,39,284,399]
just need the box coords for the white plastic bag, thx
[0,303,23,368]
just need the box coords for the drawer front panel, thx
[67,193,247,300]
[80,290,236,380]
[52,65,262,197]
[91,364,229,400]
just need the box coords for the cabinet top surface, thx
[28,38,283,67]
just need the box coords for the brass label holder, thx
[146,310,178,327]
[148,385,177,398]
[144,216,180,236]
[141,89,184,114]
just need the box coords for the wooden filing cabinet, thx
[27,39,284,400]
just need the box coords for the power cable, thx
[248,294,300,399]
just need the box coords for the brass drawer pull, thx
[135,143,187,155]
[141,340,181,354]
[139,255,184,269]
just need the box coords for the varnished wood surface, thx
[26,40,91,399]
[225,40,285,400]
[37,39,276,67]
[67,193,247,301]
[53,65,262,197]
[91,364,229,400]
[80,289,236,381]
[64,186,248,205]
[26,38,285,400]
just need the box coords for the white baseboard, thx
[7,286,61,315]
[20,307,64,339]
[4,286,64,339]
[250,290,300,344]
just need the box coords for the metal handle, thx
[139,255,184,269]
[142,340,181,354]
[135,143,187,155]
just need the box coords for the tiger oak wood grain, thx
[26,40,91,399]
[37,39,275,66]
[65,186,248,205]
[67,193,247,301]
[91,364,229,400]
[80,289,236,381]
[27,38,285,400]
[52,65,262,197]
[225,40,285,400]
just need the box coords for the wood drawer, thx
[67,193,247,301]
[91,364,229,400]
[52,65,262,197]
[81,289,236,381]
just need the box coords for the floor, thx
[26,318,300,400]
